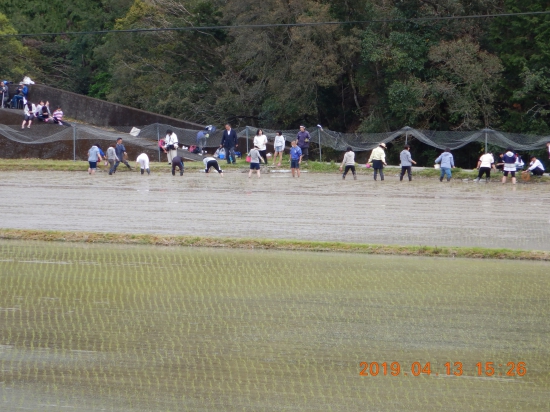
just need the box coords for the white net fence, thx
[1,122,549,161]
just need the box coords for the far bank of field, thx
[0,158,548,182]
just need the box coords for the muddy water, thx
[0,169,549,250]
[0,241,549,411]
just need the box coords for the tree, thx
[0,12,35,81]
[358,0,503,132]
[0,0,133,93]
[98,0,226,123]
[490,0,550,133]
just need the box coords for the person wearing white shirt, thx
[474,152,495,182]
[253,129,268,164]
[203,156,224,176]
[164,129,178,165]
[21,102,36,129]
[527,156,545,176]
[136,153,150,175]
[35,101,43,117]
[273,131,285,166]
[339,146,357,180]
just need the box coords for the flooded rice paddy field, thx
[0,241,549,411]
[0,170,549,250]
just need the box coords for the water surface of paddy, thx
[0,241,549,411]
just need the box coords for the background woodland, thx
[2,0,550,137]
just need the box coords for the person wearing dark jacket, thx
[113,137,132,172]
[501,148,517,185]
[220,123,238,164]
[296,126,311,162]
[171,156,185,176]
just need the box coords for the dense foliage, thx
[2,0,550,137]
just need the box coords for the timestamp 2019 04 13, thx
[359,361,527,377]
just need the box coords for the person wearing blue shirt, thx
[197,125,214,154]
[290,140,303,178]
[196,130,206,153]
[113,137,132,172]
[435,148,455,182]
[87,144,103,175]
[11,83,27,109]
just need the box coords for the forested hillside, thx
[2,0,550,134]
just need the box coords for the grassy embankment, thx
[0,158,548,181]
[0,229,548,261]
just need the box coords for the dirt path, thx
[0,169,548,250]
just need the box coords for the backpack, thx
[192,146,201,154]
[188,145,197,152]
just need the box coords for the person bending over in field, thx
[203,156,224,176]
[526,156,545,176]
[136,153,150,175]
[171,155,185,176]
[474,152,495,183]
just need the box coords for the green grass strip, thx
[0,229,548,261]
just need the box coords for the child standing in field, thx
[399,145,416,181]
[339,146,356,180]
[87,143,103,175]
[248,146,264,178]
[273,131,285,166]
[290,140,302,178]
[501,148,517,185]
[106,143,118,175]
